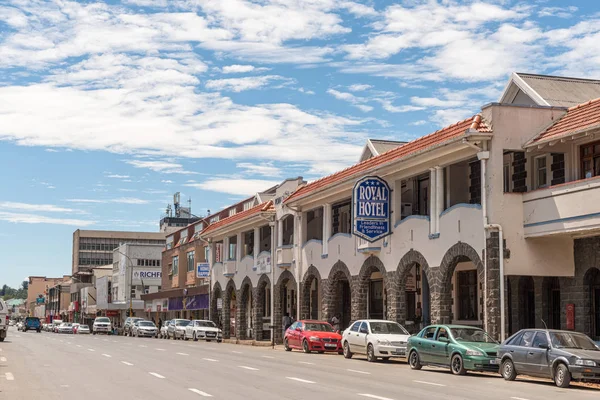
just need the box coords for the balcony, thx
[357,236,383,254]
[523,177,600,237]
[223,260,236,278]
[276,246,293,268]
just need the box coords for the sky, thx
[0,0,597,287]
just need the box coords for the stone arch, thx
[222,279,237,339]
[253,273,272,341]
[354,255,387,322]
[395,250,432,330]
[274,270,298,344]
[210,281,223,328]
[301,265,322,320]
[323,261,353,328]
[437,242,485,326]
[236,276,253,340]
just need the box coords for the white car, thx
[342,319,411,362]
[93,317,112,335]
[58,323,74,334]
[168,319,190,340]
[77,324,90,334]
[132,320,158,338]
[184,320,222,342]
[0,299,7,342]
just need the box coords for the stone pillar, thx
[236,289,245,340]
[469,160,481,203]
[273,283,283,344]
[252,287,262,341]
[321,278,332,321]
[322,204,331,256]
[222,292,231,339]
[350,276,364,322]
[533,276,544,329]
[509,277,519,335]
[385,271,400,323]
[485,232,502,340]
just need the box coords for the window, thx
[422,326,437,339]
[228,208,236,217]
[457,270,478,320]
[243,230,254,256]
[535,156,548,188]
[210,216,219,223]
[506,331,523,346]
[436,327,449,341]
[518,330,535,347]
[172,256,179,276]
[243,201,253,211]
[228,235,237,260]
[350,321,361,332]
[532,332,549,349]
[359,322,369,334]
[187,251,195,273]
[581,141,600,179]
[503,163,511,193]
[332,199,351,235]
[143,286,150,294]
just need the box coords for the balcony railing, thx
[276,246,293,268]
[223,260,236,277]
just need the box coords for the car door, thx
[356,322,370,354]
[345,321,361,351]
[415,326,438,363]
[528,331,551,377]
[287,322,298,347]
[432,326,451,366]
[512,330,535,374]
[347,321,366,353]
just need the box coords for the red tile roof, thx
[285,115,491,203]
[528,97,600,146]
[202,201,274,235]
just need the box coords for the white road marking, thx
[102,354,112,358]
[103,339,109,342]
[261,355,275,359]
[298,361,314,365]
[60,385,70,388]
[286,377,315,384]
[413,380,446,387]
[156,348,166,351]
[5,372,15,381]
[88,349,95,352]
[66,342,71,344]
[238,366,259,371]
[121,361,134,366]
[358,394,394,400]
[139,345,147,348]
[189,388,213,397]
[347,369,371,375]
[15,335,21,338]
[149,372,165,379]
[0,357,6,362]
[232,351,243,354]
[76,345,82,348]
[202,358,218,362]
[176,352,189,356]
[511,398,530,400]
[112,340,118,343]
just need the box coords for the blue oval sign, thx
[352,176,391,242]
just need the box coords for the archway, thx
[301,265,322,320]
[237,277,253,340]
[210,282,223,329]
[253,274,271,341]
[584,268,600,340]
[222,280,236,339]
[518,277,535,330]
[356,255,387,321]
[274,270,297,344]
[324,261,352,330]
[397,250,432,333]
[542,277,561,330]
[438,243,485,327]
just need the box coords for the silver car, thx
[132,320,158,338]
[168,319,190,340]
[57,323,74,334]
[77,324,90,334]
[160,320,171,339]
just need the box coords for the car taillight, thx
[5,316,9,323]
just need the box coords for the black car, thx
[498,329,600,388]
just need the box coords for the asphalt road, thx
[1,326,599,400]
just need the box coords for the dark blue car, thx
[24,317,41,332]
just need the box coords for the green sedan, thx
[407,324,500,375]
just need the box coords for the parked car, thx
[499,329,600,388]
[57,323,74,334]
[77,324,90,334]
[123,317,144,337]
[92,317,112,335]
[342,320,410,362]
[0,298,8,342]
[184,320,223,342]
[17,321,25,331]
[408,325,499,375]
[285,320,342,354]
[160,320,172,339]
[168,319,190,340]
[24,317,42,333]
[132,320,158,338]
[52,319,63,333]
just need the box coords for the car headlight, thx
[466,349,484,356]
[575,359,597,367]
[309,336,321,341]
[377,339,392,346]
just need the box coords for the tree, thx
[0,283,27,300]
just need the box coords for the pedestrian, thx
[331,313,341,332]
[158,318,162,331]
[282,312,292,338]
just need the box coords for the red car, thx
[284,320,343,354]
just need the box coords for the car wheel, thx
[409,350,422,370]
[318,351,325,354]
[302,340,311,354]
[343,341,353,359]
[367,344,377,363]
[382,357,390,362]
[451,354,467,376]
[554,363,571,388]
[193,332,198,342]
[501,359,517,381]
[284,338,292,351]
[0,337,4,342]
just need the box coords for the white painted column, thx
[429,168,436,235]
[436,166,444,233]
[277,218,283,247]
[253,227,260,259]
[390,179,398,227]
[223,236,230,261]
[236,232,242,269]
[322,204,332,256]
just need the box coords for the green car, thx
[407,324,500,375]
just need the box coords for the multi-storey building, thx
[27,276,63,316]
[204,72,600,343]
[46,276,72,322]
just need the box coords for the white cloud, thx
[327,89,372,112]
[348,84,372,92]
[339,2,378,17]
[161,180,174,184]
[221,64,270,74]
[106,174,130,179]
[538,6,578,19]
[298,87,315,95]
[66,197,149,204]
[0,212,95,226]
[45,148,59,152]
[374,99,423,113]
[237,162,282,178]
[0,202,80,213]
[66,199,106,204]
[409,120,427,126]
[125,160,197,174]
[205,75,292,92]
[185,178,280,196]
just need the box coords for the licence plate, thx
[490,359,499,365]
[396,348,406,354]
[325,344,336,348]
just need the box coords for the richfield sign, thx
[352,176,391,242]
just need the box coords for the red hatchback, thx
[284,320,343,354]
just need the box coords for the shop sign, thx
[215,243,223,263]
[217,298,223,310]
[157,305,161,312]
[352,176,391,242]
[134,271,162,279]
[197,262,210,278]
[566,303,575,330]
[405,266,417,292]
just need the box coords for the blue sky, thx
[0,0,596,287]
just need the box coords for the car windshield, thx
[369,322,409,335]
[175,320,190,326]
[550,332,599,350]
[96,318,110,323]
[196,321,217,328]
[80,325,89,329]
[303,323,333,332]
[450,327,497,343]
[139,321,155,327]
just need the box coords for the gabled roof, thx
[202,201,274,235]
[526,97,600,147]
[359,139,407,162]
[500,72,600,107]
[286,115,491,204]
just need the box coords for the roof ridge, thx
[568,96,600,111]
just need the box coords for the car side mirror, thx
[439,337,449,343]
[295,327,301,332]
[538,343,549,350]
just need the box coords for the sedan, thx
[285,320,342,354]
[77,325,90,334]
[408,325,499,375]
[342,320,410,362]
[57,323,74,334]
[499,329,600,388]
[168,319,190,340]
[185,320,222,342]
[160,320,171,339]
[132,321,158,338]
